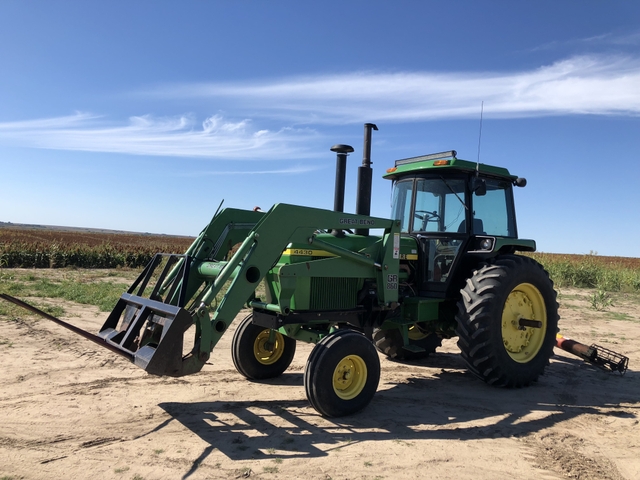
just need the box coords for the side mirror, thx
[472,177,486,196]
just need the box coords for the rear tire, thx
[373,325,441,360]
[304,330,380,417]
[231,313,296,380]
[456,255,559,387]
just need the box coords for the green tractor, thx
[1,124,558,417]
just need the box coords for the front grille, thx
[309,277,360,310]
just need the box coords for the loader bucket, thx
[98,294,194,376]
[96,253,201,376]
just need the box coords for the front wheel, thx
[456,255,559,387]
[304,330,380,417]
[231,313,296,380]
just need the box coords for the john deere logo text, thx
[339,218,375,226]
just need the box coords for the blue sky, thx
[0,1,639,257]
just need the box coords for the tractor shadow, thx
[158,352,638,471]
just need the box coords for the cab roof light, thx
[394,150,457,167]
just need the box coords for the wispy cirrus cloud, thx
[529,31,640,52]
[0,113,322,160]
[153,55,640,123]
[180,164,321,176]
[576,31,640,47]
[1,55,638,160]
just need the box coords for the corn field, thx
[0,226,193,268]
[527,252,640,292]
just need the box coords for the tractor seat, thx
[458,218,485,235]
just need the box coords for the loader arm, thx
[179,203,400,376]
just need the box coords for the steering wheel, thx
[415,210,440,221]
[414,210,440,230]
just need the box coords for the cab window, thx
[412,178,466,233]
[391,179,413,233]
[472,179,516,237]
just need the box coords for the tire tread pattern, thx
[455,254,559,387]
[304,329,380,417]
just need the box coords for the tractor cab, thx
[384,151,530,296]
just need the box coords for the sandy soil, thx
[1,281,639,480]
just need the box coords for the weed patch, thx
[590,290,613,311]
[1,275,128,312]
[604,312,634,322]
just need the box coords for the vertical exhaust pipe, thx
[330,144,354,213]
[355,123,378,235]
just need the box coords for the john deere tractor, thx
[1,123,558,417]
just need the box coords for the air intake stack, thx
[355,123,378,235]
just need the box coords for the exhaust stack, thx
[355,123,378,235]
[330,144,354,212]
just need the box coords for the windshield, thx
[391,177,467,233]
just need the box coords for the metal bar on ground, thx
[0,293,134,361]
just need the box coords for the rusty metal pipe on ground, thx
[555,334,629,375]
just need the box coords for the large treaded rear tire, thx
[373,326,442,361]
[304,329,380,417]
[456,254,559,387]
[231,313,296,380]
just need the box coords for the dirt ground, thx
[1,279,639,480]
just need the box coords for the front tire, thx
[304,330,380,417]
[456,255,559,387]
[231,313,296,380]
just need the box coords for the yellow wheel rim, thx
[332,355,367,400]
[408,324,428,341]
[502,283,547,363]
[253,329,285,365]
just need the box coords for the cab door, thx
[391,176,468,295]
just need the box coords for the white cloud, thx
[579,31,640,46]
[0,113,322,160]
[181,164,322,176]
[154,55,640,122]
[1,55,638,159]
[0,112,100,130]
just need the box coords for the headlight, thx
[469,237,495,253]
[480,238,493,250]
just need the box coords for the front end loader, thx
[3,200,402,417]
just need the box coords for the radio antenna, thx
[476,101,484,175]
